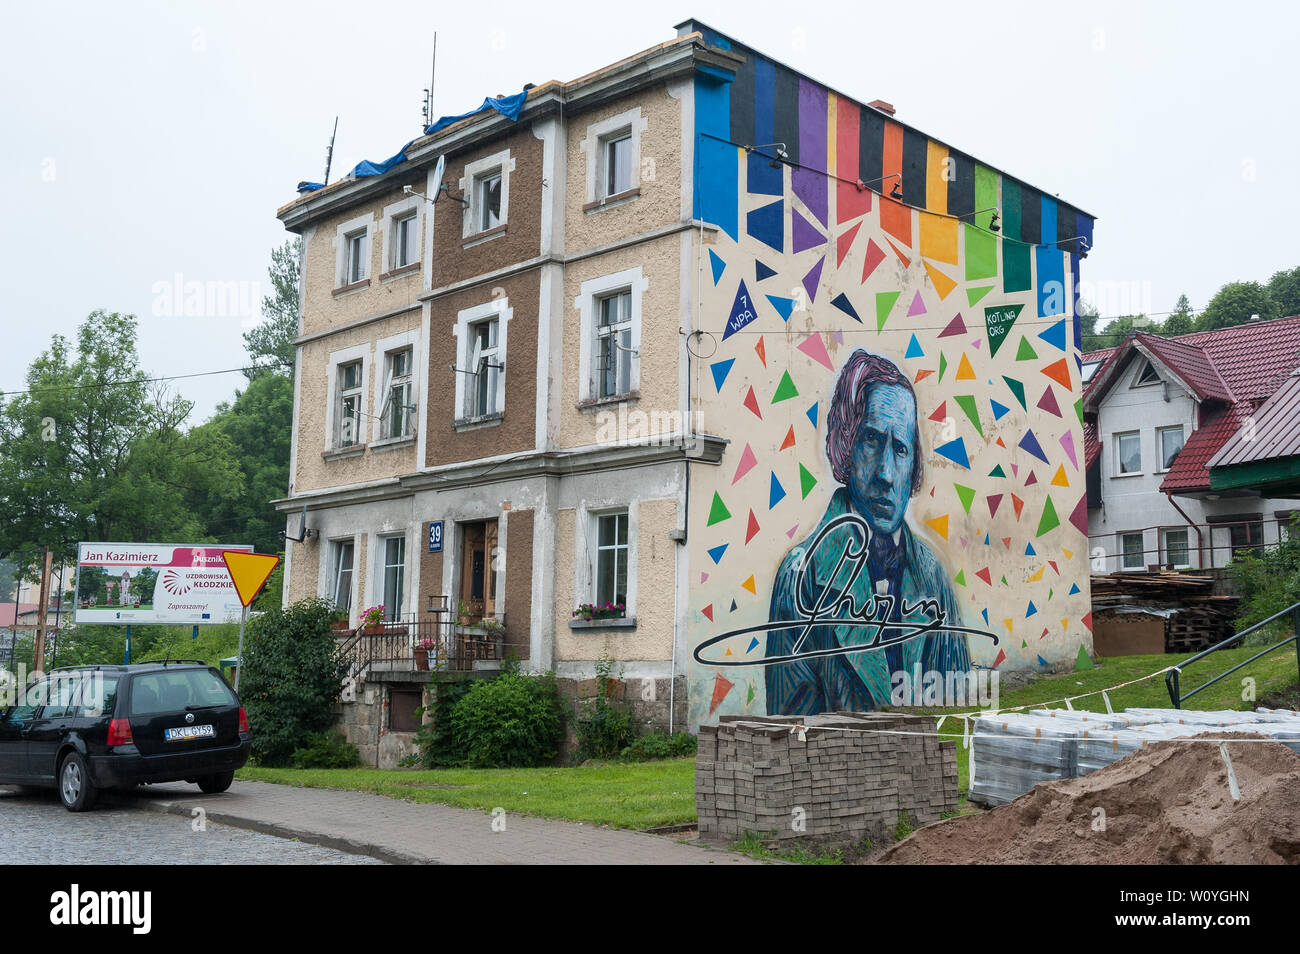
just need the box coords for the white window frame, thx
[460,148,514,240]
[328,538,357,614]
[452,297,512,423]
[371,330,419,445]
[1157,425,1185,473]
[1160,527,1191,570]
[333,211,374,288]
[575,266,647,403]
[376,532,408,622]
[581,106,646,204]
[324,343,369,453]
[1114,430,1142,476]
[593,510,629,611]
[1119,532,1145,571]
[1132,359,1161,387]
[382,194,422,273]
[575,501,638,618]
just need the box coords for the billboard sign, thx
[74,543,253,625]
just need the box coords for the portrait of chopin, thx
[765,349,971,714]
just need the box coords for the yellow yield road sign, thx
[222,551,280,608]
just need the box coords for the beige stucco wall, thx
[286,538,319,604]
[558,234,684,449]
[564,83,684,253]
[553,497,677,663]
[293,307,421,494]
[300,177,425,340]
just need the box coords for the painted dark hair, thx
[824,349,924,496]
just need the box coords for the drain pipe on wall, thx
[1166,492,1204,569]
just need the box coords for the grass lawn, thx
[236,759,697,830]
[241,646,1297,832]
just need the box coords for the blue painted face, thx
[848,383,917,535]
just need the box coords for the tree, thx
[1267,266,1300,320]
[1162,293,1196,336]
[0,311,243,571]
[1196,281,1276,331]
[1089,314,1150,350]
[243,238,301,376]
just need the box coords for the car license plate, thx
[164,724,215,742]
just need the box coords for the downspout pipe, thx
[1166,492,1205,569]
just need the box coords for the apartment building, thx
[277,19,1099,735]
[1082,317,1300,572]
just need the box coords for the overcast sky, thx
[2,0,1296,421]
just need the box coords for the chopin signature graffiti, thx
[695,350,1000,714]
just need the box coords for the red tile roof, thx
[0,603,39,628]
[1081,315,1300,494]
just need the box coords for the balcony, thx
[335,601,505,681]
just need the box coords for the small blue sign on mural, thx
[428,520,444,553]
[721,280,757,341]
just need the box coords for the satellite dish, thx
[430,155,445,203]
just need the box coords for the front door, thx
[459,520,498,623]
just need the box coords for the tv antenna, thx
[323,116,339,185]
[421,33,438,130]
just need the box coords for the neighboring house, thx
[1082,316,1300,572]
[276,18,1099,742]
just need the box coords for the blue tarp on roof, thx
[294,87,532,194]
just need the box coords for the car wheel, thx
[58,752,97,812]
[197,771,234,794]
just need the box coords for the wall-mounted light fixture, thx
[856,172,903,200]
[1055,235,1091,257]
[972,207,1000,232]
[747,142,789,168]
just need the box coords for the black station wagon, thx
[0,661,251,811]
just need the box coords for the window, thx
[389,689,422,732]
[393,212,418,269]
[1161,528,1191,569]
[1115,431,1141,475]
[478,172,502,231]
[460,149,513,239]
[603,132,633,197]
[1158,426,1185,471]
[1229,520,1264,560]
[1081,360,1102,384]
[595,511,629,610]
[1134,360,1160,386]
[453,298,511,425]
[468,318,500,417]
[337,360,363,447]
[597,291,633,399]
[582,107,643,206]
[345,229,368,285]
[381,536,405,622]
[1120,532,1145,570]
[576,267,645,404]
[130,669,234,716]
[331,540,355,613]
[381,348,413,440]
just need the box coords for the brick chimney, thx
[868,99,896,116]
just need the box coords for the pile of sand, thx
[876,734,1300,865]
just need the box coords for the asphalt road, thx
[0,785,383,864]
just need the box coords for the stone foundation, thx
[695,712,958,848]
[556,675,689,761]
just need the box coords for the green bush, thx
[573,655,637,761]
[450,671,563,768]
[414,678,476,767]
[619,731,697,762]
[239,598,349,767]
[291,731,362,769]
[1228,516,1300,647]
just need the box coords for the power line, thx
[0,363,288,399]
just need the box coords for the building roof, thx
[1081,314,1300,494]
[0,603,38,628]
[1209,368,1300,470]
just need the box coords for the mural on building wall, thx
[687,52,1094,725]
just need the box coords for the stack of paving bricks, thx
[695,712,958,847]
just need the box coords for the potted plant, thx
[360,604,386,635]
[480,618,507,658]
[329,608,352,633]
[413,636,437,671]
[572,602,626,622]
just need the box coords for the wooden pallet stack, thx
[1090,572,1239,654]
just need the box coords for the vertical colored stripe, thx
[826,93,836,178]
[793,79,828,226]
[1020,186,1040,247]
[946,150,975,220]
[773,65,800,165]
[882,120,903,197]
[1001,177,1021,243]
[926,141,949,214]
[695,73,737,240]
[973,164,998,231]
[1040,195,1057,248]
[859,107,884,192]
[1003,238,1031,293]
[1070,254,1082,351]
[1036,245,1066,316]
[836,96,869,223]
[747,57,781,196]
[901,128,928,207]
